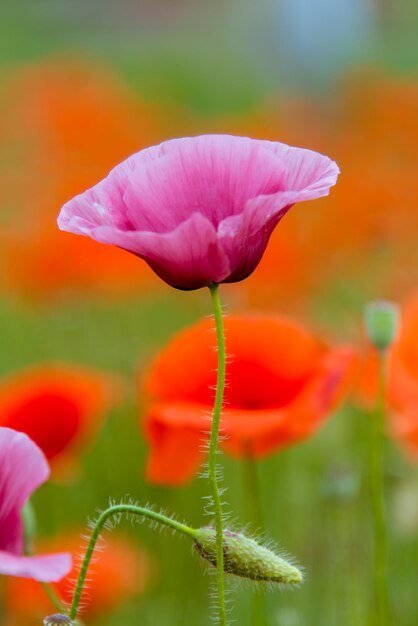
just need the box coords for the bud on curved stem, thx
[194,527,303,585]
[67,503,196,622]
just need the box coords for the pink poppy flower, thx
[0,427,71,581]
[58,135,339,290]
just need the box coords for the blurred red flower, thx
[141,315,355,485]
[3,532,152,624]
[358,294,418,460]
[0,364,118,472]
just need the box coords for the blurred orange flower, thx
[358,294,418,460]
[142,315,355,485]
[0,364,118,472]
[0,57,185,299]
[3,531,152,624]
[301,71,418,299]
[207,71,418,309]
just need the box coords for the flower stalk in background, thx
[358,294,418,459]
[364,301,400,626]
[58,133,339,624]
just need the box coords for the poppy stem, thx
[208,283,228,626]
[68,504,196,622]
[368,351,390,626]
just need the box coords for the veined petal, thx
[58,134,340,290]
[217,148,339,282]
[259,140,340,192]
[122,135,287,231]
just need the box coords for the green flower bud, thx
[364,301,400,352]
[194,527,302,585]
[43,615,73,626]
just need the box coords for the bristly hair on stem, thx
[207,283,229,626]
[67,500,196,622]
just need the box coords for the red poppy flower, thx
[358,293,418,459]
[0,365,118,470]
[3,532,152,624]
[141,315,355,485]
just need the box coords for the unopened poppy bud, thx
[194,527,302,585]
[43,615,73,626]
[364,301,400,352]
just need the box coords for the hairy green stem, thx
[368,352,390,626]
[208,283,228,626]
[69,504,195,621]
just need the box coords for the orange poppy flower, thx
[0,364,118,471]
[358,294,418,459]
[0,57,183,299]
[214,72,418,309]
[3,531,152,624]
[142,315,356,485]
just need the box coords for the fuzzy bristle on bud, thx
[194,527,303,585]
[43,615,73,626]
[364,301,400,352]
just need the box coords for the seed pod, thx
[194,527,302,585]
[43,615,73,626]
[364,301,400,352]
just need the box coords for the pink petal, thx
[58,135,287,236]
[261,140,340,193]
[0,428,49,554]
[122,135,287,231]
[88,212,231,290]
[58,157,137,232]
[218,147,339,282]
[57,135,339,289]
[0,550,72,582]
